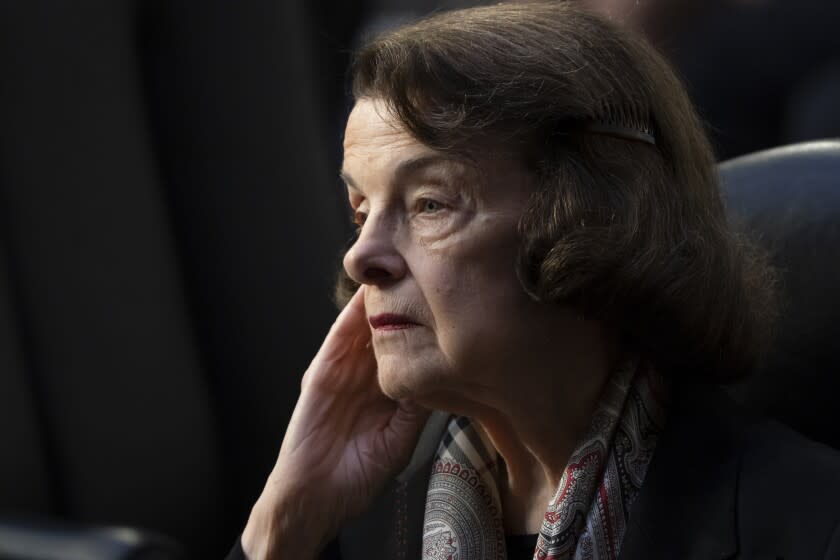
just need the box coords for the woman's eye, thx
[418,198,445,213]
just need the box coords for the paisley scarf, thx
[421,356,667,560]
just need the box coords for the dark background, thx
[0,0,837,556]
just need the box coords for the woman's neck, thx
[415,318,622,533]
[470,330,621,533]
[471,396,587,524]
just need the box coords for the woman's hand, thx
[241,286,431,559]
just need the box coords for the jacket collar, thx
[619,383,742,560]
[338,386,743,560]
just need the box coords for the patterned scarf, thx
[421,356,667,560]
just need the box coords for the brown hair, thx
[337,1,778,383]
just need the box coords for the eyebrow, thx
[339,153,474,191]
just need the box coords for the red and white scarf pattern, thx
[421,356,667,560]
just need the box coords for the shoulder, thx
[682,384,840,558]
[735,414,840,557]
[668,382,840,488]
[738,414,840,491]
[640,382,840,558]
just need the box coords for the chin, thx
[375,356,445,402]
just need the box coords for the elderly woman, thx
[230,3,840,559]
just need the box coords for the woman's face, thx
[341,99,545,403]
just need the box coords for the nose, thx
[342,215,407,287]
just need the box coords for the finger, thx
[312,285,371,364]
[383,399,433,463]
[329,284,368,339]
[390,399,432,431]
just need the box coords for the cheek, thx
[414,258,463,335]
[434,219,524,306]
[417,227,526,364]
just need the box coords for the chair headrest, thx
[720,140,840,449]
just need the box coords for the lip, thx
[368,313,420,330]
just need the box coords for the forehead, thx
[342,99,529,193]
[343,99,409,149]
[342,99,436,178]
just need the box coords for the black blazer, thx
[229,384,840,559]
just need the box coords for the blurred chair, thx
[720,140,840,451]
[0,0,349,557]
[0,518,185,560]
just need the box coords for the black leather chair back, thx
[720,140,840,450]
